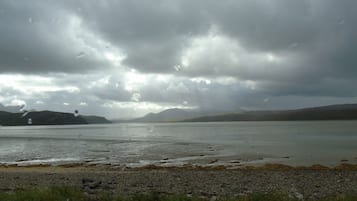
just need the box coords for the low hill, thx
[131,108,195,122]
[0,110,111,126]
[81,115,112,124]
[121,108,229,123]
[182,104,357,122]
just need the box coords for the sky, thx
[1,0,357,119]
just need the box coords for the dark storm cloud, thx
[2,0,357,79]
[0,0,111,73]
[1,0,357,117]
[60,0,211,73]
[60,0,357,94]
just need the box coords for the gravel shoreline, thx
[0,166,356,200]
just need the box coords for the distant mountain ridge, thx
[0,110,111,126]
[182,104,357,122]
[117,108,229,123]
[132,108,194,122]
[117,103,357,123]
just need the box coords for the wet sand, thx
[0,164,356,200]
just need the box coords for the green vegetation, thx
[0,187,85,201]
[0,187,356,201]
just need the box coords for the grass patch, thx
[0,187,356,201]
[0,187,85,201]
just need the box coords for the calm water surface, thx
[0,121,356,167]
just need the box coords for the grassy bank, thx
[0,187,356,201]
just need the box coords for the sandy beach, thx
[0,164,356,200]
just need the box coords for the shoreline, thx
[0,164,356,200]
[1,162,357,171]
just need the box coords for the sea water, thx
[0,121,356,167]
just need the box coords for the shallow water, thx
[0,121,356,167]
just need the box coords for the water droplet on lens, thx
[74,109,79,117]
[21,111,29,118]
[76,52,86,59]
[289,43,299,49]
[148,125,155,133]
[131,93,141,102]
[338,18,345,25]
[174,65,182,72]
[28,17,33,23]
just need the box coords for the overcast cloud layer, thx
[1,0,357,119]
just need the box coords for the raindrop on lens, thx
[174,65,182,72]
[74,109,79,117]
[76,52,86,59]
[21,111,29,118]
[338,18,345,25]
